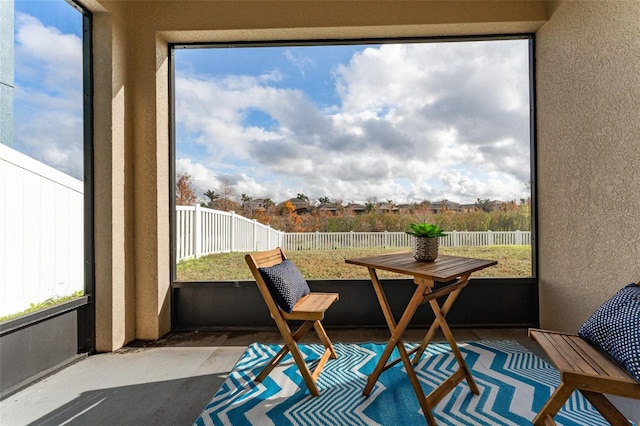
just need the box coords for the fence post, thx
[267,225,271,249]
[516,230,521,245]
[230,211,236,252]
[193,204,201,258]
[487,230,494,246]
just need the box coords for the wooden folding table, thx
[345,252,497,425]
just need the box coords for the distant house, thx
[285,197,310,214]
[317,203,339,215]
[395,203,414,213]
[378,203,398,214]
[250,198,267,212]
[460,200,508,212]
[490,200,507,211]
[429,200,461,213]
[345,203,366,215]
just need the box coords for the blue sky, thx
[11,1,532,206]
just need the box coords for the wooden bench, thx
[529,328,640,426]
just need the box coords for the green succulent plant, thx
[406,223,447,238]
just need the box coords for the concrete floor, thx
[1,328,638,425]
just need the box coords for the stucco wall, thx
[536,1,640,332]
[92,2,137,352]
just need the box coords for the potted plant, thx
[406,223,447,262]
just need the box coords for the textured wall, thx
[92,2,137,352]
[536,1,640,332]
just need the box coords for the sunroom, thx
[1,1,639,424]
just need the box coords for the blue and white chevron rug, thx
[194,340,631,425]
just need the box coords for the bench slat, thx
[529,329,640,400]
[570,336,632,380]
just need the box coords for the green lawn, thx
[0,291,85,322]
[176,245,532,281]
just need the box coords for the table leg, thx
[411,274,470,364]
[367,268,397,332]
[411,274,480,409]
[428,297,480,398]
[363,280,425,397]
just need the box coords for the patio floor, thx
[1,328,638,425]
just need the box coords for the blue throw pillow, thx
[259,259,310,313]
[578,283,640,383]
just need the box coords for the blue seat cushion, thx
[578,283,640,383]
[259,259,310,313]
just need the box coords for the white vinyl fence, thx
[281,229,530,251]
[1,144,84,317]
[175,206,531,262]
[175,206,284,261]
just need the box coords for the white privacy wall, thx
[0,144,84,317]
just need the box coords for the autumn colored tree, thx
[252,209,270,226]
[276,200,303,232]
[176,172,197,205]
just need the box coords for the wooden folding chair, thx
[245,247,339,396]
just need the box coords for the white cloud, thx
[13,12,84,180]
[175,39,533,205]
[15,13,82,92]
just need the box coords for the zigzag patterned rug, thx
[195,341,630,426]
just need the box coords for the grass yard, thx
[176,245,532,281]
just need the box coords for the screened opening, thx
[1,0,89,321]
[171,37,535,283]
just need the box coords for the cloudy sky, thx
[12,1,84,180]
[11,2,531,206]
[175,39,531,206]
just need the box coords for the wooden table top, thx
[345,252,497,282]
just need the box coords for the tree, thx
[263,198,274,212]
[216,178,238,212]
[176,172,197,205]
[475,198,493,213]
[296,193,309,201]
[203,189,219,208]
[318,196,331,205]
[281,200,303,232]
[241,193,252,214]
[253,209,270,225]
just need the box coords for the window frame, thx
[169,34,538,284]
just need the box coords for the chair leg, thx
[285,332,321,396]
[533,383,574,426]
[256,320,314,383]
[313,320,337,359]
